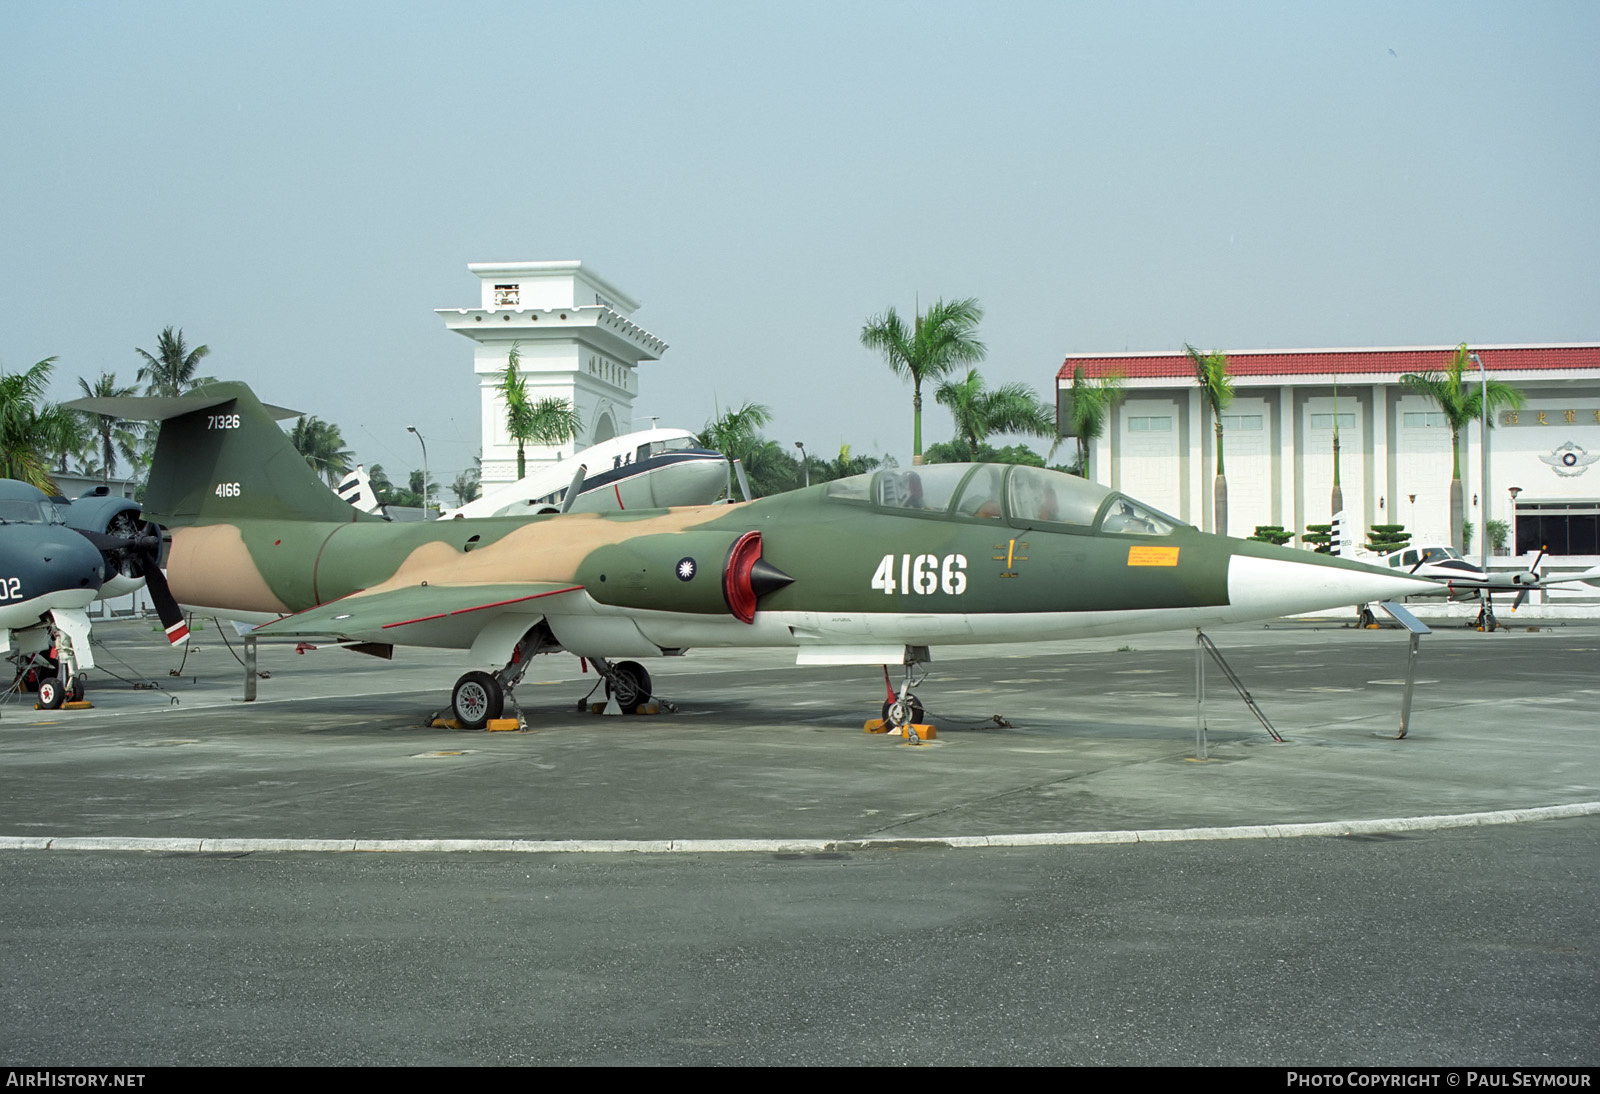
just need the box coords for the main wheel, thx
[605,660,653,712]
[37,677,65,710]
[451,671,504,729]
[68,675,86,702]
[882,692,924,728]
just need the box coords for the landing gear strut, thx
[589,656,656,714]
[881,646,931,740]
[442,623,562,729]
[1472,596,1502,632]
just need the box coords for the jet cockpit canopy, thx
[825,464,1184,535]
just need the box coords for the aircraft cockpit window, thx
[825,474,872,502]
[1006,466,1111,527]
[1099,496,1178,536]
[0,499,52,524]
[952,465,1005,519]
[644,437,699,458]
[874,466,969,513]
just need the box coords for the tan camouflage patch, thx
[351,506,734,600]
[168,524,291,613]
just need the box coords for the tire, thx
[882,693,924,728]
[606,660,653,712]
[68,675,86,702]
[451,671,504,729]
[37,678,65,710]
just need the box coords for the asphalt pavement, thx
[1,615,1595,1065]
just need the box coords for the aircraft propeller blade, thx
[732,459,754,503]
[560,463,588,515]
[1512,589,1529,611]
[140,562,190,645]
[127,521,189,645]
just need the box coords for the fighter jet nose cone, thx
[1226,553,1438,620]
[749,558,794,598]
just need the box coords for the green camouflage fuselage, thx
[113,381,1435,663]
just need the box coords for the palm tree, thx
[1400,344,1527,551]
[75,372,144,483]
[288,416,355,487]
[861,297,987,464]
[0,357,86,492]
[824,444,881,481]
[697,402,793,497]
[451,456,482,506]
[500,343,581,478]
[1186,344,1235,535]
[697,401,772,453]
[934,369,1055,461]
[135,327,214,397]
[1064,365,1127,478]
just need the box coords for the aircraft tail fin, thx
[335,464,385,516]
[1329,510,1354,557]
[67,381,380,527]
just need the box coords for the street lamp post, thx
[794,441,808,488]
[407,425,429,518]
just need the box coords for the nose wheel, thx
[882,693,924,729]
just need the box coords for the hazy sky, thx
[4,1,1596,485]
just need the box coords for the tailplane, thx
[67,381,379,527]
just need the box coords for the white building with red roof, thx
[1056,344,1600,565]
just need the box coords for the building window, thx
[1310,413,1355,429]
[1127,416,1172,432]
[1221,414,1263,431]
[493,284,520,306]
[1403,411,1448,428]
[1515,502,1600,556]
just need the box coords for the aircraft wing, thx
[249,583,584,648]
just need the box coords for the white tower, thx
[437,261,668,490]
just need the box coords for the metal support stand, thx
[1375,601,1430,738]
[1194,629,1283,759]
[244,636,257,702]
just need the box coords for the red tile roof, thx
[1057,344,1600,382]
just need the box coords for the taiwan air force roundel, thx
[676,557,697,581]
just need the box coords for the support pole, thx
[244,636,257,702]
[1375,601,1431,738]
[1195,629,1284,747]
[1194,629,1207,759]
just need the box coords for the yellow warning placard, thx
[1127,546,1180,567]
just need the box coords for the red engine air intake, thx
[721,531,794,624]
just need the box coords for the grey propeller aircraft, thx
[1330,513,1600,630]
[70,381,1438,729]
[0,479,186,706]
